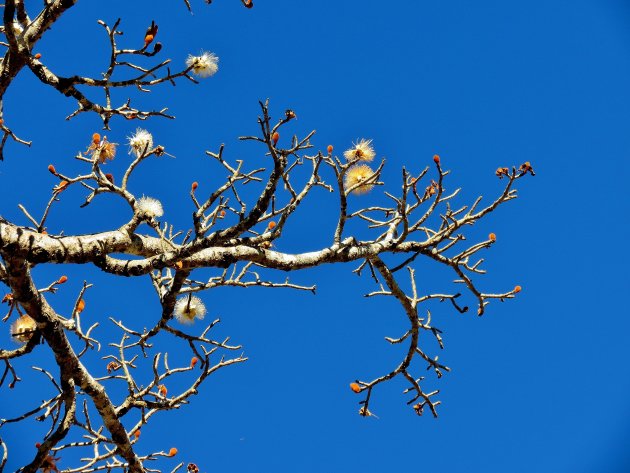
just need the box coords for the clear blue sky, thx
[1,1,629,472]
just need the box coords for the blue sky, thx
[1,0,629,472]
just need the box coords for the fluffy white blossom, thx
[186,52,219,78]
[128,128,154,157]
[136,196,163,218]
[11,315,37,343]
[344,164,375,195]
[343,139,376,162]
[174,295,207,324]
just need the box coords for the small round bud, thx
[271,131,280,145]
[47,164,56,174]
[105,173,114,184]
[327,145,333,154]
[514,285,522,293]
[191,181,198,191]
[168,447,178,457]
[134,430,141,439]
[190,357,199,368]
[349,382,361,393]
[488,233,496,242]
[34,53,42,59]
[433,154,440,164]
[267,221,276,230]
[92,133,101,144]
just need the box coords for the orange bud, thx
[190,357,199,368]
[92,133,100,144]
[272,131,279,145]
[47,164,56,174]
[433,154,440,164]
[191,181,198,191]
[220,210,226,217]
[175,261,183,270]
[35,443,41,448]
[76,299,85,314]
[105,173,114,184]
[267,221,276,230]
[168,447,178,457]
[144,34,154,47]
[134,430,141,439]
[488,233,496,242]
[514,285,522,293]
[57,275,68,284]
[57,180,69,192]
[41,230,48,235]
[327,145,333,154]
[34,53,42,59]
[349,382,361,393]
[158,384,167,396]
[0,118,4,127]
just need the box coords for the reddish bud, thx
[57,275,68,284]
[34,53,42,59]
[220,210,226,217]
[433,154,440,164]
[190,357,199,368]
[134,430,141,439]
[55,180,69,193]
[92,133,101,145]
[105,173,114,184]
[267,221,276,230]
[327,145,333,154]
[514,285,522,293]
[47,164,56,174]
[76,299,85,314]
[271,131,280,146]
[191,181,198,191]
[35,443,41,448]
[158,384,168,396]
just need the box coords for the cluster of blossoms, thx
[343,139,377,195]
[85,129,156,163]
[185,51,219,78]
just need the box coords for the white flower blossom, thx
[136,196,163,218]
[174,295,207,324]
[344,164,375,195]
[343,139,376,162]
[11,315,37,343]
[128,128,154,157]
[186,52,219,78]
